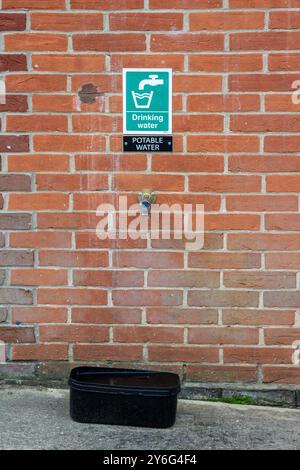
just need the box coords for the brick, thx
[186,365,257,383]
[8,193,69,211]
[231,32,300,51]
[269,53,300,72]
[188,291,259,308]
[150,0,222,7]
[226,195,298,212]
[266,94,300,112]
[148,345,219,363]
[205,214,260,231]
[0,214,31,230]
[229,234,300,252]
[190,12,264,31]
[265,215,300,231]
[0,288,33,305]
[187,135,259,153]
[223,272,296,289]
[6,74,66,92]
[73,34,146,52]
[231,115,300,133]
[0,96,28,113]
[265,328,300,345]
[0,175,31,191]
[113,326,184,344]
[0,250,33,267]
[39,325,109,343]
[0,326,35,343]
[3,0,66,8]
[113,252,183,269]
[5,34,68,52]
[224,347,292,365]
[113,174,184,191]
[111,13,182,31]
[12,307,67,324]
[72,307,141,324]
[189,175,261,193]
[0,136,29,152]
[187,94,260,112]
[270,11,300,29]
[11,269,68,286]
[0,54,27,71]
[265,136,300,153]
[75,232,147,249]
[0,270,6,286]
[8,154,70,172]
[32,94,78,112]
[36,174,108,191]
[37,213,98,229]
[230,0,300,6]
[147,308,218,325]
[189,54,262,73]
[266,175,300,192]
[0,233,4,248]
[223,309,296,327]
[73,270,143,287]
[229,74,299,92]
[39,250,108,268]
[38,288,107,306]
[73,115,122,133]
[266,252,300,270]
[73,344,143,362]
[111,54,184,72]
[263,367,300,385]
[0,14,26,31]
[229,155,300,173]
[0,309,8,323]
[6,115,68,132]
[71,0,144,8]
[32,54,105,72]
[34,135,106,152]
[174,75,222,92]
[31,13,103,31]
[12,344,68,361]
[148,271,220,288]
[151,34,224,52]
[75,154,146,172]
[112,290,183,306]
[188,327,259,345]
[173,115,223,133]
[265,292,300,308]
[72,74,121,93]
[10,232,72,249]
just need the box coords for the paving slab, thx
[0,386,299,450]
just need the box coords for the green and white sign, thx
[123,68,172,135]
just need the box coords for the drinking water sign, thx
[123,68,173,152]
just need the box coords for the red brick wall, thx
[1,0,300,385]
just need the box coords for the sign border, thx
[123,68,173,135]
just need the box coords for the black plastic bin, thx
[69,366,181,428]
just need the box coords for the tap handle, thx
[149,74,158,79]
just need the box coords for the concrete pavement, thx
[0,385,299,450]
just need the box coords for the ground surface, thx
[0,385,299,450]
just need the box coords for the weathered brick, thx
[0,54,27,71]
[0,175,31,191]
[0,250,34,267]
[0,136,29,152]
[0,214,31,230]
[0,288,33,305]
[0,326,35,342]
[0,14,26,31]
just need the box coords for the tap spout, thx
[138,74,164,91]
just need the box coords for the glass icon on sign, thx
[131,74,164,109]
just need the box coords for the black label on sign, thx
[123,135,173,153]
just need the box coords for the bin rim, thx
[69,366,181,397]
